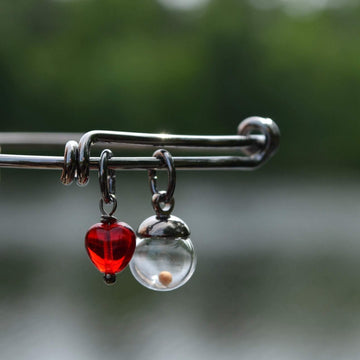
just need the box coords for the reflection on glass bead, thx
[130,215,196,291]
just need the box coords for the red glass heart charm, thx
[85,219,136,284]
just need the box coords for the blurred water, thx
[1,170,360,359]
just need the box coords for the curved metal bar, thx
[76,116,280,185]
[237,116,280,163]
[0,117,280,183]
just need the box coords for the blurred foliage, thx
[0,0,359,170]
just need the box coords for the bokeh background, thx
[1,0,360,359]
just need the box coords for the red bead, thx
[85,221,136,275]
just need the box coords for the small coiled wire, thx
[60,140,79,185]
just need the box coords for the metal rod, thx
[0,154,259,170]
[0,117,280,183]
[0,133,83,148]
[0,132,264,150]
[79,131,265,149]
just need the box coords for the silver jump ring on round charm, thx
[148,149,176,217]
[148,149,176,203]
[152,191,175,217]
[99,149,116,204]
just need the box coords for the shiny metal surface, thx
[237,116,280,162]
[149,149,176,201]
[76,116,278,185]
[148,149,177,218]
[0,132,261,149]
[0,154,65,169]
[98,149,115,204]
[152,192,175,218]
[60,140,79,185]
[0,117,280,182]
[98,149,118,218]
[137,215,190,240]
[0,154,259,170]
[99,198,117,218]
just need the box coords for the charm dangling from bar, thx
[130,149,196,291]
[84,149,136,285]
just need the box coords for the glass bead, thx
[85,220,136,279]
[130,215,196,291]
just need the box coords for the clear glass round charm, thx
[129,215,196,291]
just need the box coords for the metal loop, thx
[99,196,117,217]
[148,149,176,203]
[60,140,79,185]
[99,149,116,204]
[237,116,280,164]
[152,191,175,217]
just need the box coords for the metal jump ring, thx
[99,197,117,218]
[148,149,176,203]
[152,191,175,217]
[99,149,116,204]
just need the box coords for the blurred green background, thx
[1,0,360,359]
[2,0,360,169]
